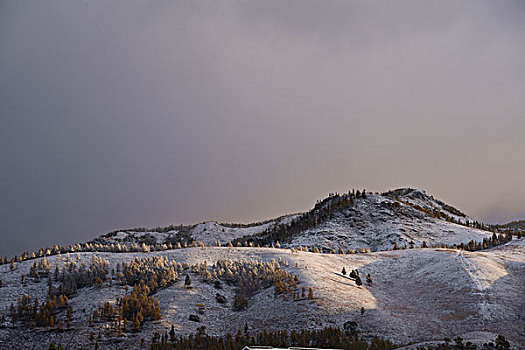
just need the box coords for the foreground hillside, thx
[1,188,523,349]
[0,239,523,349]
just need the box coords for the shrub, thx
[215,294,226,304]
[233,294,248,311]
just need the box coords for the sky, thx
[1,0,524,257]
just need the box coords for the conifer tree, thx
[355,276,362,286]
[492,232,498,246]
[366,273,372,286]
[169,324,176,342]
[495,334,510,349]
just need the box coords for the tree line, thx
[150,322,396,350]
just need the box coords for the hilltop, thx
[498,220,525,232]
[90,188,497,254]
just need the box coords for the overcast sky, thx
[1,0,524,257]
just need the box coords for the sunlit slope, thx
[0,239,523,349]
[92,189,494,253]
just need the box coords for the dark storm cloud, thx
[1,1,524,257]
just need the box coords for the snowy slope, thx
[287,191,493,252]
[1,187,520,349]
[92,215,300,248]
[0,240,523,349]
[190,215,299,245]
[89,188,493,254]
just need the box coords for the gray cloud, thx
[1,0,524,257]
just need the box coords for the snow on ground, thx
[388,188,471,225]
[95,215,301,248]
[190,219,282,246]
[100,231,171,245]
[396,331,505,349]
[0,238,523,349]
[288,193,493,252]
[190,215,301,246]
[89,189,494,255]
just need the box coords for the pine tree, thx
[355,276,362,286]
[492,232,499,246]
[184,275,192,288]
[308,288,314,299]
[341,267,346,276]
[495,334,510,349]
[169,324,176,342]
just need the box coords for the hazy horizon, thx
[1,1,524,257]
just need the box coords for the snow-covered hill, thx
[91,214,300,248]
[286,190,493,252]
[0,240,523,349]
[89,188,494,254]
[1,188,522,349]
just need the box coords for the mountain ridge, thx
[4,188,521,266]
[89,188,502,254]
[0,187,523,349]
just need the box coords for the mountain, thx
[259,188,493,252]
[91,188,495,253]
[0,188,523,349]
[499,220,525,232]
[91,213,300,250]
